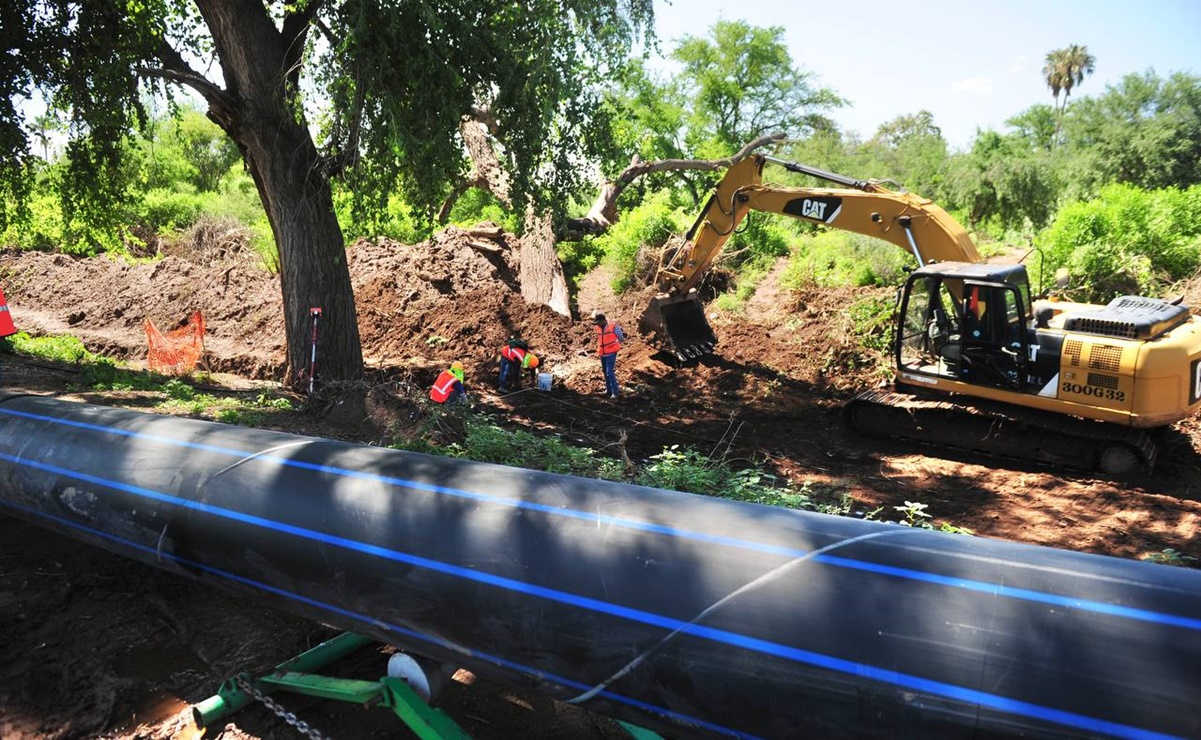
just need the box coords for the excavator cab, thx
[897,262,1034,391]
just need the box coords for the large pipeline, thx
[0,393,1199,739]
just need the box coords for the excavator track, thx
[845,388,1157,476]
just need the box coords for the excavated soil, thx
[1,228,1200,740]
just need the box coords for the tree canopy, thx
[2,0,655,384]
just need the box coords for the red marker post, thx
[307,307,322,395]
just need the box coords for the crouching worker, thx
[498,336,530,392]
[430,361,469,405]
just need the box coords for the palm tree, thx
[31,112,64,161]
[1043,44,1096,145]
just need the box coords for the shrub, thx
[585,192,680,294]
[1037,183,1201,302]
[136,187,205,233]
[780,230,912,289]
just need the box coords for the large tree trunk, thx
[519,210,570,316]
[194,0,362,386]
[243,121,363,387]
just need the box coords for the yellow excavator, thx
[639,154,1201,474]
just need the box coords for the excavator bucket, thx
[638,290,718,362]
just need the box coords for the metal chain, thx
[235,674,332,740]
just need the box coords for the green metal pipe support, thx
[192,632,374,728]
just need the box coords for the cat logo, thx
[1191,358,1201,405]
[783,196,842,224]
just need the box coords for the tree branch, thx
[564,132,787,238]
[281,0,321,93]
[141,40,233,107]
[138,41,238,131]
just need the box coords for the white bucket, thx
[537,372,552,391]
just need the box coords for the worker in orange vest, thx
[0,287,15,339]
[592,311,623,399]
[498,336,530,393]
[430,361,468,405]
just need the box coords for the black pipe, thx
[0,393,1198,739]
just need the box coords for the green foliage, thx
[734,215,793,265]
[1,186,67,251]
[941,131,1060,231]
[865,500,975,535]
[1142,548,1198,567]
[780,231,911,289]
[1037,183,1201,301]
[446,190,521,234]
[577,192,681,293]
[861,110,950,198]
[848,296,897,353]
[163,378,195,401]
[633,445,850,513]
[137,188,204,233]
[167,107,242,193]
[334,187,423,244]
[2,102,266,257]
[6,332,95,364]
[6,331,164,390]
[1005,104,1058,153]
[670,21,844,157]
[1061,71,1201,193]
[325,0,655,225]
[439,417,625,479]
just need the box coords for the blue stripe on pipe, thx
[1,406,1199,634]
[818,554,1201,631]
[0,498,758,740]
[0,454,1186,740]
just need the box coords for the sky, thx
[651,0,1201,151]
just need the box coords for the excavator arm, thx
[642,154,981,359]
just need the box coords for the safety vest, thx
[430,369,461,403]
[597,324,621,356]
[0,288,14,338]
[500,345,527,364]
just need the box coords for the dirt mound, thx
[1,246,285,377]
[351,229,592,382]
[1,226,601,384]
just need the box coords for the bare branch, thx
[564,133,787,238]
[138,39,241,136]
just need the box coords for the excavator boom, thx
[640,155,979,359]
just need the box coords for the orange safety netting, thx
[145,310,206,374]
